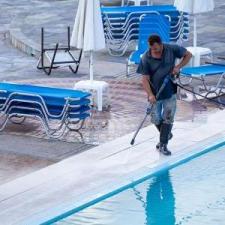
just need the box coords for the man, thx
[137,34,192,156]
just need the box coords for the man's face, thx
[150,43,162,54]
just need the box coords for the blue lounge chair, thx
[179,64,225,99]
[0,83,91,138]
[101,5,178,15]
[102,5,189,56]
[126,14,170,76]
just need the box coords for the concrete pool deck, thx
[0,0,225,224]
[0,109,224,224]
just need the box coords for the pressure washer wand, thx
[130,75,171,145]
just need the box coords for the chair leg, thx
[37,27,45,70]
[126,60,130,77]
[43,43,59,75]
[68,49,82,74]
[69,65,79,74]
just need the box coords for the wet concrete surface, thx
[0,0,224,186]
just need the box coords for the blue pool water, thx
[54,145,225,225]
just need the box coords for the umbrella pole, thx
[89,51,94,81]
[193,15,197,48]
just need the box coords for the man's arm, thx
[142,75,156,103]
[173,50,192,75]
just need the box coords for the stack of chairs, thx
[0,83,91,138]
[101,5,189,56]
[126,14,170,75]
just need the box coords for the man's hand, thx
[148,94,156,104]
[172,65,180,75]
[172,50,192,76]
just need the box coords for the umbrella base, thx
[74,80,110,111]
[186,46,213,67]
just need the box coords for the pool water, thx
[55,145,225,225]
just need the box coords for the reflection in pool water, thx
[55,145,225,225]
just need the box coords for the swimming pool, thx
[49,143,225,225]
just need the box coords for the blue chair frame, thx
[179,64,225,99]
[102,5,189,56]
[126,14,170,76]
[0,83,91,138]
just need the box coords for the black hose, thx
[175,81,225,107]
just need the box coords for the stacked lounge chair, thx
[126,14,170,75]
[0,83,91,138]
[101,5,189,56]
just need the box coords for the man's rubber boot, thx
[156,133,173,149]
[159,143,171,156]
[159,123,172,155]
[155,123,162,149]
[156,123,173,149]
[155,123,162,132]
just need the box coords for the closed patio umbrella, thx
[71,0,105,81]
[174,0,214,48]
[71,0,109,111]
